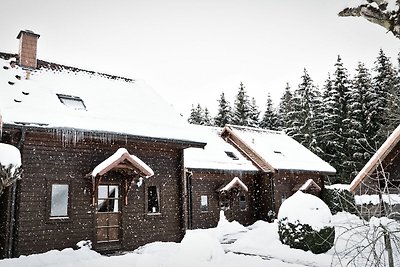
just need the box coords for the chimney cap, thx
[17,30,40,39]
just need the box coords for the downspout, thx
[186,171,193,229]
[7,127,26,258]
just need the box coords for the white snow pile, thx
[169,230,224,266]
[214,211,248,241]
[2,209,400,267]
[355,194,400,205]
[0,143,21,174]
[278,191,332,231]
[325,184,350,191]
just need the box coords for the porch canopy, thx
[292,178,321,195]
[88,148,154,205]
[91,148,154,178]
[218,177,248,193]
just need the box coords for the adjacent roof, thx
[221,125,336,174]
[184,125,258,171]
[218,177,248,192]
[91,148,154,177]
[0,53,205,147]
[292,179,322,192]
[349,124,400,192]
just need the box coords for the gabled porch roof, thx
[91,148,154,178]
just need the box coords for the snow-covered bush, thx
[278,191,335,254]
[0,143,22,196]
[321,186,357,215]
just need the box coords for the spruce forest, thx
[187,50,400,184]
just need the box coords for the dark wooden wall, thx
[272,171,324,213]
[1,125,186,257]
[188,170,262,229]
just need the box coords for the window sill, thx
[147,212,162,216]
[46,216,71,223]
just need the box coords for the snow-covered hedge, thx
[278,191,335,254]
[0,143,22,196]
[321,186,357,215]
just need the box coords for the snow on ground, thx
[1,211,399,267]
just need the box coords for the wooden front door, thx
[96,184,121,249]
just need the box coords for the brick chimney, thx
[16,30,40,69]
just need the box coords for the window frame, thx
[96,184,121,213]
[146,185,161,215]
[47,180,71,222]
[239,195,247,211]
[57,94,87,110]
[200,195,209,212]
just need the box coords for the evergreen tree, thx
[188,103,214,126]
[287,69,321,154]
[188,104,204,125]
[322,56,352,183]
[203,107,214,126]
[260,93,279,130]
[232,82,252,126]
[278,83,293,131]
[347,62,374,177]
[249,97,260,127]
[371,49,399,144]
[214,92,233,127]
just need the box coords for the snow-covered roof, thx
[218,177,249,192]
[350,124,400,192]
[0,54,205,146]
[355,194,400,206]
[184,125,258,171]
[293,179,321,192]
[91,148,154,178]
[221,125,336,174]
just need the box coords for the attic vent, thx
[225,151,239,160]
[57,94,86,110]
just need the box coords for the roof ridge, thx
[226,124,283,134]
[0,51,134,83]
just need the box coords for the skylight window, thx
[57,94,86,110]
[225,151,239,160]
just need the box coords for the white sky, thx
[1,0,399,117]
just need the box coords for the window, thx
[147,186,160,214]
[239,195,247,211]
[200,195,208,212]
[50,184,69,218]
[225,151,239,160]
[57,94,86,110]
[97,185,120,213]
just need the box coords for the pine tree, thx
[287,69,321,154]
[278,83,293,131]
[203,107,214,126]
[260,93,279,130]
[214,92,233,127]
[188,104,204,125]
[249,97,260,127]
[232,82,252,126]
[322,56,352,183]
[347,62,374,177]
[371,49,399,144]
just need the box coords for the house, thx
[349,124,400,219]
[184,124,336,229]
[0,30,205,258]
[184,125,260,229]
